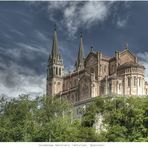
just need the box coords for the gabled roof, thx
[120,48,136,59]
[84,50,97,62]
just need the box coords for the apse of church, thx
[46,27,148,105]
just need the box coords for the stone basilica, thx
[46,27,148,116]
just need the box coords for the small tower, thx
[75,32,85,71]
[46,25,64,96]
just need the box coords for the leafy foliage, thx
[0,95,148,142]
[82,96,148,142]
[0,95,74,142]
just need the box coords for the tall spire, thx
[51,24,61,62]
[47,25,64,97]
[76,32,84,70]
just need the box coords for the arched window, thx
[104,65,106,73]
[128,77,131,87]
[119,83,121,90]
[59,68,61,76]
[90,67,94,73]
[112,65,114,72]
[134,77,136,86]
[139,78,141,86]
[74,79,77,86]
[53,67,55,75]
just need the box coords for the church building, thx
[46,27,148,117]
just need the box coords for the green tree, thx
[0,95,81,142]
[1,95,148,142]
[86,96,148,142]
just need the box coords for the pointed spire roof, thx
[76,32,84,70]
[51,25,60,60]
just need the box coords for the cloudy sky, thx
[0,1,148,97]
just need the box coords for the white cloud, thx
[10,29,25,37]
[17,42,48,55]
[116,17,128,28]
[137,52,148,81]
[34,30,49,41]
[0,61,46,98]
[79,2,110,27]
[0,43,48,98]
[0,25,52,98]
[47,1,115,37]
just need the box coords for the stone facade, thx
[46,28,148,112]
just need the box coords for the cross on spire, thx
[90,46,94,52]
[54,24,56,31]
[125,42,128,50]
[80,32,82,38]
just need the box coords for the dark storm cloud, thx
[0,1,148,97]
[0,2,49,97]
